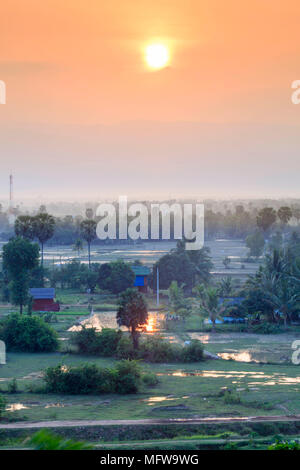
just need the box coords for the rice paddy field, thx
[0,239,298,449]
[18,238,260,279]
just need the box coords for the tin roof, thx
[131,266,151,276]
[29,288,55,300]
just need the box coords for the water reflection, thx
[68,311,163,333]
[157,369,300,387]
[218,352,259,363]
[6,403,29,412]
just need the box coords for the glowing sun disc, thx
[145,44,169,69]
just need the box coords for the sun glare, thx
[145,43,169,69]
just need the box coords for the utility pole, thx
[156,267,159,307]
[9,173,13,212]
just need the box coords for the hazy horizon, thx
[0,1,299,200]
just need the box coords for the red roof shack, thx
[29,288,60,312]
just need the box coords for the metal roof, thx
[131,266,151,276]
[29,288,55,299]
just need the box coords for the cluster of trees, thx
[49,260,135,294]
[0,313,58,352]
[152,240,213,291]
[13,210,99,267]
[242,238,300,327]
[72,325,204,363]
[44,360,154,395]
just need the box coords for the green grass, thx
[1,349,300,423]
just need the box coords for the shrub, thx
[7,378,18,394]
[114,360,142,394]
[249,322,283,334]
[0,395,6,419]
[182,340,204,362]
[224,390,241,404]
[139,335,178,363]
[28,430,93,450]
[71,327,122,356]
[268,440,300,450]
[116,335,137,359]
[44,364,116,394]
[0,314,58,352]
[142,372,159,386]
[44,360,143,395]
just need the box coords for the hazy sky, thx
[0,1,299,202]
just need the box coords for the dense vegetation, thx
[72,327,204,363]
[44,360,153,395]
[0,314,58,352]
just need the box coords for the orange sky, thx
[0,1,300,200]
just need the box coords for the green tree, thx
[98,261,135,294]
[14,215,35,240]
[168,281,189,316]
[2,238,39,314]
[246,230,265,257]
[218,277,233,297]
[256,207,277,233]
[195,285,225,333]
[33,213,55,266]
[80,219,97,268]
[117,288,148,349]
[262,274,299,328]
[277,206,293,226]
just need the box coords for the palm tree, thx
[195,285,225,333]
[73,238,84,258]
[262,275,299,328]
[33,213,56,266]
[80,219,97,268]
[14,215,35,240]
[277,206,293,226]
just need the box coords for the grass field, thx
[1,310,300,424]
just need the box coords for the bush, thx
[44,360,143,395]
[0,395,6,419]
[224,390,241,405]
[249,322,283,334]
[268,440,300,450]
[138,336,204,363]
[139,335,179,363]
[0,314,58,352]
[28,430,93,450]
[7,378,18,394]
[142,372,159,386]
[71,327,122,356]
[116,335,137,360]
[44,364,116,394]
[182,340,204,362]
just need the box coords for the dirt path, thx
[1,415,300,430]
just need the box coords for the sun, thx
[145,43,169,69]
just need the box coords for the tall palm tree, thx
[80,219,97,268]
[33,213,56,266]
[14,215,35,240]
